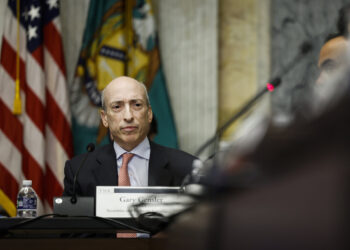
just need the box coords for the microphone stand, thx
[71,143,95,204]
[195,41,313,158]
[195,78,281,157]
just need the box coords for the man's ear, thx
[100,109,109,127]
[148,106,153,123]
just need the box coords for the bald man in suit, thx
[63,76,196,196]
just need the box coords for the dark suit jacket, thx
[63,141,196,196]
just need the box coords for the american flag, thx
[0,0,73,216]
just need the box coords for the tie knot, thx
[122,153,134,165]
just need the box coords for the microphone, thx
[195,41,313,158]
[180,159,204,191]
[71,143,95,204]
[53,143,95,216]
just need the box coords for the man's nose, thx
[123,104,133,121]
[316,71,326,85]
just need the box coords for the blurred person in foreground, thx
[167,65,350,250]
[63,76,196,197]
[317,3,350,86]
[313,29,350,117]
[316,36,348,85]
[165,35,350,250]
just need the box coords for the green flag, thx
[71,0,178,155]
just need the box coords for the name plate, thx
[96,186,194,218]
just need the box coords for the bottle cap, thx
[22,180,32,186]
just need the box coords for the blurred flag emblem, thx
[71,0,178,155]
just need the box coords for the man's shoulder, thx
[67,144,114,166]
[150,141,197,161]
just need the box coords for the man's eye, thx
[324,64,337,73]
[134,103,142,108]
[322,60,337,73]
[113,105,121,109]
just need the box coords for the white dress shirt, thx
[114,137,150,186]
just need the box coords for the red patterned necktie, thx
[118,153,134,186]
[117,153,137,238]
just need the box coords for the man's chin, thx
[118,136,142,149]
[121,134,138,141]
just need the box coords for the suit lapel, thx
[92,144,118,186]
[148,142,172,186]
[91,142,173,187]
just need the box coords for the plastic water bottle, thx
[16,180,37,218]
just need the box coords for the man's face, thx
[317,36,348,85]
[100,77,153,151]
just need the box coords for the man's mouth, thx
[122,126,137,132]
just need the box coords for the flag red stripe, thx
[44,166,64,209]
[31,45,44,69]
[0,99,23,151]
[25,87,46,133]
[44,22,66,76]
[0,38,26,86]
[1,39,46,134]
[46,91,74,158]
[1,38,25,82]
[22,148,44,200]
[0,163,19,203]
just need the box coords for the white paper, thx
[96,186,195,218]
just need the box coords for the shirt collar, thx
[113,137,150,160]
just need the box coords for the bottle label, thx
[17,197,37,209]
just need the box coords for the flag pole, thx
[13,0,22,115]
[125,0,133,76]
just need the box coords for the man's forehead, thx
[107,79,143,91]
[106,90,147,103]
[109,97,145,103]
[318,36,348,67]
[105,79,147,102]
